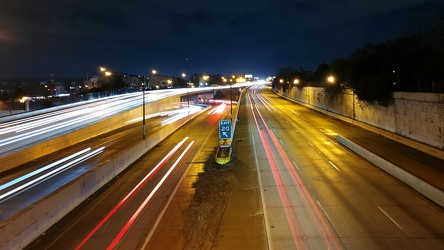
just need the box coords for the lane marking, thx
[328,161,340,172]
[75,137,189,250]
[292,161,300,170]
[317,200,334,227]
[108,141,195,249]
[378,206,404,231]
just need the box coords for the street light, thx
[327,76,335,83]
[142,75,146,140]
[100,67,112,76]
[181,73,190,115]
[202,75,209,86]
[100,66,146,140]
[289,79,299,98]
[230,78,233,120]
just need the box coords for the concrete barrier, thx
[0,105,209,249]
[336,135,444,208]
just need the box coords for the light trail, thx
[0,147,105,202]
[108,140,195,249]
[75,137,189,250]
[208,103,227,115]
[250,92,342,249]
[0,148,92,191]
[0,93,141,134]
[0,92,163,152]
[0,96,144,149]
[161,106,203,126]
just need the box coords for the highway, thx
[23,101,231,249]
[245,84,444,249]
[0,85,244,249]
[1,92,142,155]
[0,108,200,215]
[2,84,444,249]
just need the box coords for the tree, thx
[346,44,395,106]
[272,67,301,91]
[12,82,28,101]
[314,63,331,82]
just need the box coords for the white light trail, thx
[0,147,105,202]
[0,147,92,191]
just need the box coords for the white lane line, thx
[292,161,300,170]
[328,161,340,172]
[317,200,333,225]
[378,206,404,231]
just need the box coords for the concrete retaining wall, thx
[336,135,444,208]
[282,87,444,160]
[0,105,208,250]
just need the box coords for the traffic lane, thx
[74,138,195,250]
[144,106,240,249]
[267,92,444,191]
[248,90,342,249]
[25,104,229,249]
[0,114,176,220]
[0,93,142,155]
[255,87,444,249]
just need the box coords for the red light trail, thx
[75,137,191,250]
[249,91,342,249]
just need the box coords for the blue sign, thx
[219,120,232,139]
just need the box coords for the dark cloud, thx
[0,0,443,78]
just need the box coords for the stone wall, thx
[287,87,444,150]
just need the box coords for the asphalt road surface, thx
[25,103,235,249]
[244,85,444,249]
[25,85,444,249]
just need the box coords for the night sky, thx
[1,0,443,79]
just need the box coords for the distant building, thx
[148,75,173,89]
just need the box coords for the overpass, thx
[0,87,221,172]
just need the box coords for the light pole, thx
[231,76,236,121]
[291,78,299,99]
[182,73,190,116]
[142,75,146,140]
[100,66,146,140]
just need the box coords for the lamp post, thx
[100,66,146,140]
[291,78,299,99]
[142,75,146,140]
[231,76,236,121]
[182,73,190,116]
